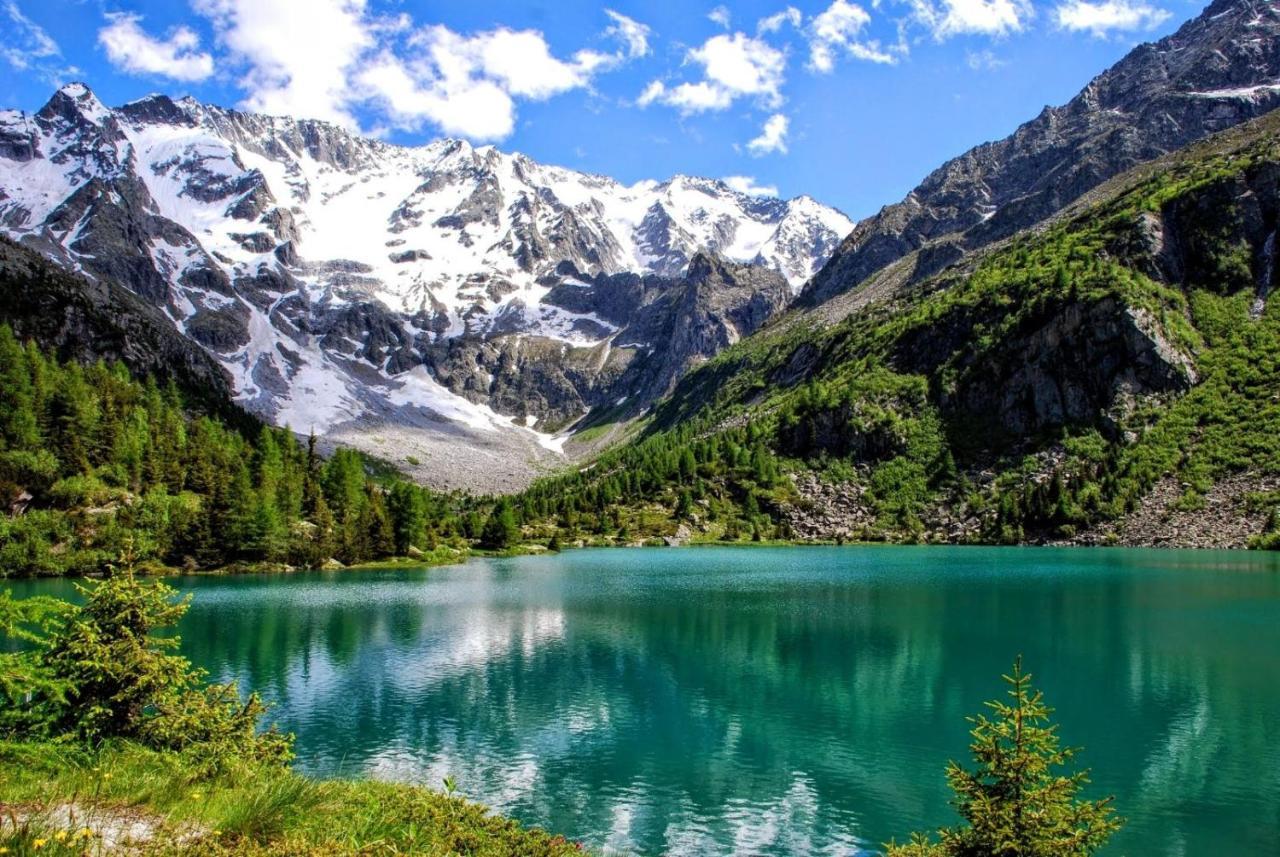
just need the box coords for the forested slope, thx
[0,323,483,576]
[507,110,1280,549]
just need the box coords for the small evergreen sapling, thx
[887,657,1122,857]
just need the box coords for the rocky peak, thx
[802,0,1280,308]
[36,83,113,128]
[117,94,199,127]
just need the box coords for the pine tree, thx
[362,487,396,559]
[387,481,426,555]
[675,490,694,520]
[480,498,520,550]
[887,657,1122,857]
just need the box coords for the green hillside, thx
[509,110,1280,548]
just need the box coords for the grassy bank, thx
[0,741,585,856]
[0,569,587,856]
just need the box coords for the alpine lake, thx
[14,546,1280,856]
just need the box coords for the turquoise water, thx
[13,546,1280,855]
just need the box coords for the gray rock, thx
[803,0,1280,307]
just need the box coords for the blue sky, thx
[1,0,1206,218]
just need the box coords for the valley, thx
[3,1,1280,855]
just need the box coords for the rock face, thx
[0,83,851,451]
[941,298,1197,435]
[802,0,1280,307]
[0,235,239,418]
[415,253,792,428]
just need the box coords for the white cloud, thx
[758,7,803,34]
[747,113,789,155]
[98,13,214,82]
[808,0,897,70]
[723,175,779,197]
[357,24,625,139]
[639,32,786,115]
[438,28,603,98]
[636,80,668,107]
[356,49,516,139]
[694,33,786,102]
[2,1,60,71]
[1054,0,1171,36]
[908,0,1034,40]
[180,0,643,139]
[708,5,732,29]
[192,0,373,126]
[604,9,651,58]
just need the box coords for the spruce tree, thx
[480,498,520,550]
[887,657,1122,857]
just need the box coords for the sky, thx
[0,0,1209,219]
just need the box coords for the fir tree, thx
[480,498,520,550]
[887,657,1122,857]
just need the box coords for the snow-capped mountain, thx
[0,84,851,487]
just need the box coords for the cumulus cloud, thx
[747,113,789,156]
[908,0,1033,40]
[98,12,214,82]
[358,23,629,139]
[1054,0,1171,36]
[136,0,646,139]
[639,32,786,114]
[723,175,780,197]
[708,5,732,29]
[190,0,372,126]
[2,1,61,72]
[808,0,897,71]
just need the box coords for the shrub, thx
[6,565,292,767]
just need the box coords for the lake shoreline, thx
[2,534,1272,581]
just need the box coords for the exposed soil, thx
[1,801,207,854]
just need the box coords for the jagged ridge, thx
[802,0,1280,308]
[0,84,850,483]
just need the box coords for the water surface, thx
[14,546,1280,855]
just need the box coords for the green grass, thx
[0,741,587,856]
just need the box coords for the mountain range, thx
[1,0,1279,500]
[0,85,848,488]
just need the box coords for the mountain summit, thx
[802,0,1280,308]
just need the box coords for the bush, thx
[5,565,292,767]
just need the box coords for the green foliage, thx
[3,564,291,767]
[886,658,1122,857]
[0,590,70,730]
[480,498,520,550]
[0,329,476,576]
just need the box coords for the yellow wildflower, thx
[78,828,93,839]
[32,839,47,850]
[54,831,68,841]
